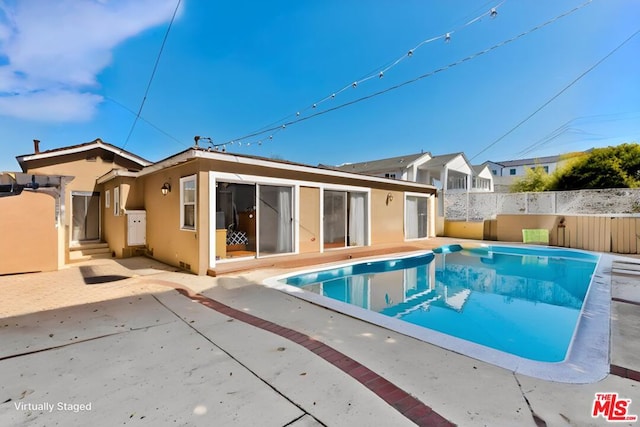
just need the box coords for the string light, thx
[202,0,593,154]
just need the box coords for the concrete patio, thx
[0,244,639,426]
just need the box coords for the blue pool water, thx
[281,245,599,363]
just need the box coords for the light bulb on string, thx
[445,33,451,43]
[269,135,273,140]
[352,81,358,88]
[490,8,497,18]
[331,93,336,98]
[379,71,384,78]
[312,103,317,108]
[407,49,414,57]
[296,112,300,116]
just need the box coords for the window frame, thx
[113,186,120,216]
[180,175,197,231]
[105,190,110,209]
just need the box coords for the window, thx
[492,170,497,175]
[384,173,396,179]
[113,186,120,216]
[543,166,549,173]
[180,175,196,230]
[105,190,110,209]
[510,168,516,175]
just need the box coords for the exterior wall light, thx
[161,182,171,196]
[386,192,394,205]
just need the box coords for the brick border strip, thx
[610,365,640,382]
[612,297,640,307]
[175,289,455,427]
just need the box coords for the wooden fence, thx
[491,214,640,254]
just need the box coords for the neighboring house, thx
[487,152,591,192]
[471,164,494,192]
[1,139,437,275]
[332,151,494,193]
[490,154,563,177]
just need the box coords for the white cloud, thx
[0,90,103,121]
[0,0,178,122]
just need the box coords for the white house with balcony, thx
[331,151,493,193]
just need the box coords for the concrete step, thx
[69,243,112,262]
[70,242,110,251]
[612,261,640,276]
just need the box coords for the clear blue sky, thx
[0,0,638,172]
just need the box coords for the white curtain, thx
[406,196,418,239]
[348,193,366,246]
[276,187,292,253]
[349,275,368,309]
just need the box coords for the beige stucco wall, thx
[23,149,146,261]
[443,220,484,239]
[102,177,146,258]
[370,189,404,244]
[496,214,561,242]
[299,186,320,253]
[0,191,58,274]
[141,163,201,274]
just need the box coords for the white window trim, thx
[105,190,110,209]
[113,186,120,216]
[180,175,197,231]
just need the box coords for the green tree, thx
[550,143,640,190]
[510,165,551,192]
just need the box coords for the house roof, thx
[420,152,463,169]
[491,154,562,168]
[332,153,428,174]
[16,138,152,172]
[472,164,488,174]
[138,147,437,193]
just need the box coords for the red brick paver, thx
[176,289,456,427]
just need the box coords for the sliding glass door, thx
[323,190,346,249]
[324,190,368,249]
[405,195,428,239]
[258,185,293,255]
[71,192,100,242]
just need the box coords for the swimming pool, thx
[265,245,611,383]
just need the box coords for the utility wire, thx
[220,1,508,144]
[105,96,189,148]
[215,0,593,148]
[469,27,640,161]
[122,0,181,149]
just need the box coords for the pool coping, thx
[263,245,611,384]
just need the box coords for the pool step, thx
[612,260,640,276]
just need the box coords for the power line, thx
[212,0,593,150]
[122,0,181,149]
[469,27,640,162]
[105,96,189,148]
[211,1,508,146]
[515,112,640,157]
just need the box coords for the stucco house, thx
[1,139,437,276]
